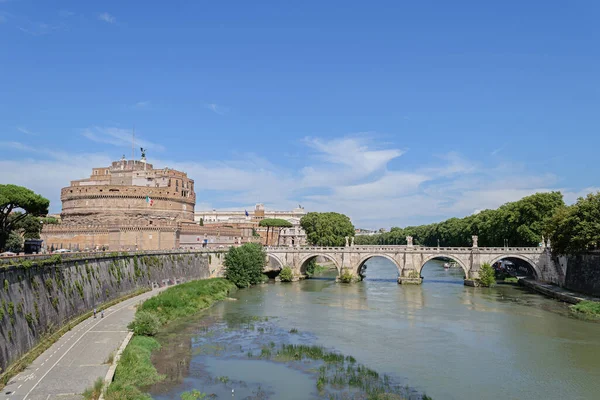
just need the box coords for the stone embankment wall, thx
[0,252,211,373]
[557,252,600,296]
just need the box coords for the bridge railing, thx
[265,245,544,253]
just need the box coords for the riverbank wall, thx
[0,252,212,373]
[555,252,600,297]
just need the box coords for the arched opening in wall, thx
[420,256,467,284]
[264,255,284,279]
[358,256,400,282]
[491,256,538,281]
[299,255,339,279]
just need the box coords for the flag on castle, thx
[245,209,249,217]
[146,196,154,206]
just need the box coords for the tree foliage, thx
[0,185,49,250]
[300,212,355,247]
[355,192,565,248]
[549,192,600,255]
[224,243,267,287]
[478,263,496,287]
[5,232,23,253]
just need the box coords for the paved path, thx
[2,288,165,400]
[520,279,600,304]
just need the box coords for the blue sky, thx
[1,1,599,229]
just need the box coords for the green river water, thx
[149,258,600,400]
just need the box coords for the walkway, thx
[1,288,165,400]
[520,279,600,304]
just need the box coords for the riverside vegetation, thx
[105,278,236,399]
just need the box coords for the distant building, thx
[355,228,378,236]
[195,204,307,246]
[42,155,257,251]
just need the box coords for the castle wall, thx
[0,252,211,372]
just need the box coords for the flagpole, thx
[132,125,135,161]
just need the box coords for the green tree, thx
[5,232,23,253]
[259,218,293,246]
[224,243,266,288]
[300,212,355,247]
[0,185,49,251]
[279,266,294,282]
[549,192,600,254]
[478,263,496,287]
[199,217,204,226]
[355,192,565,248]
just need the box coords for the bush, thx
[128,311,161,336]
[339,270,355,283]
[279,267,294,282]
[478,263,496,287]
[224,243,266,288]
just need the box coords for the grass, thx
[105,336,163,400]
[503,277,519,283]
[105,352,115,365]
[0,287,149,389]
[570,300,600,317]
[135,278,236,326]
[82,377,104,400]
[108,278,236,399]
[255,344,415,399]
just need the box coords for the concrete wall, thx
[559,252,600,296]
[0,252,211,372]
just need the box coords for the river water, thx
[149,258,600,400]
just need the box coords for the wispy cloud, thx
[59,10,75,18]
[1,134,592,228]
[205,103,228,115]
[82,127,165,151]
[18,22,62,36]
[17,126,36,135]
[491,145,505,156]
[98,12,115,24]
[133,101,151,109]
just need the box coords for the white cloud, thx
[98,12,115,24]
[133,101,150,109]
[1,135,591,229]
[205,103,227,115]
[17,126,35,135]
[82,126,165,152]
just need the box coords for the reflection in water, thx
[150,258,600,400]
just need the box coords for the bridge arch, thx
[356,254,402,277]
[418,254,469,278]
[266,254,285,269]
[298,254,341,275]
[488,254,540,279]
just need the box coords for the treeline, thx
[355,192,565,248]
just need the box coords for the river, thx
[149,258,600,400]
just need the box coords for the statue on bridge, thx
[345,236,349,247]
[472,235,478,248]
[406,236,413,246]
[351,237,355,247]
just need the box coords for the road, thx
[1,288,165,400]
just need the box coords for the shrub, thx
[478,263,496,287]
[339,270,355,283]
[128,311,161,336]
[224,243,266,288]
[279,267,294,282]
[82,377,104,400]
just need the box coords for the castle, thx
[41,155,254,251]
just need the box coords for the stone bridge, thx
[264,237,560,285]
